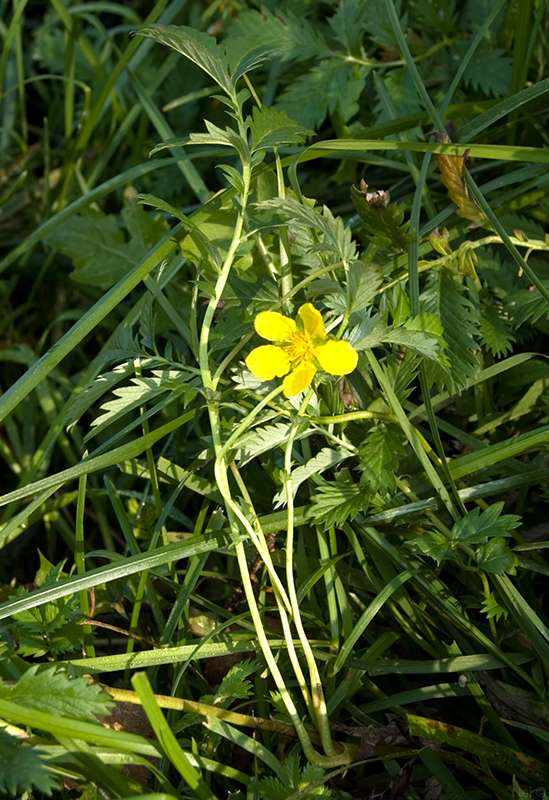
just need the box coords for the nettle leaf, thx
[358,423,405,492]
[43,189,168,289]
[480,300,516,356]
[308,470,364,530]
[364,0,408,50]
[0,665,113,721]
[274,447,349,506]
[249,106,313,151]
[476,537,519,575]
[0,730,59,796]
[139,24,233,95]
[410,531,451,566]
[451,503,521,545]
[277,59,365,129]
[231,9,331,63]
[421,269,481,393]
[351,183,412,251]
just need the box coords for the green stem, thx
[283,393,339,758]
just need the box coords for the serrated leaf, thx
[480,300,516,356]
[88,370,188,440]
[451,503,521,545]
[234,422,310,466]
[43,190,168,289]
[277,59,365,129]
[481,592,509,621]
[459,40,512,97]
[506,281,549,328]
[215,659,261,703]
[64,363,136,433]
[254,197,356,263]
[308,470,364,530]
[139,24,234,95]
[351,183,412,251]
[411,0,457,34]
[0,665,113,721]
[411,531,452,565]
[358,423,405,492]
[328,0,370,54]
[232,9,330,63]
[421,269,481,393]
[222,37,272,82]
[476,537,519,575]
[347,261,384,314]
[364,0,408,50]
[0,730,59,795]
[249,106,313,152]
[274,448,349,506]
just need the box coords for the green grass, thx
[1,0,549,797]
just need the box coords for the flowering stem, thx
[283,392,339,758]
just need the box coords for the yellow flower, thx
[246,303,358,397]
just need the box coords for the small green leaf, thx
[451,503,521,545]
[359,423,405,492]
[476,538,519,575]
[249,106,313,151]
[351,183,412,251]
[215,659,261,704]
[411,531,452,565]
[308,470,364,530]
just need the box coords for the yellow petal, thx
[298,303,325,339]
[282,363,317,396]
[255,311,296,342]
[246,345,291,380]
[315,340,358,375]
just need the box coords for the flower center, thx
[287,332,314,364]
